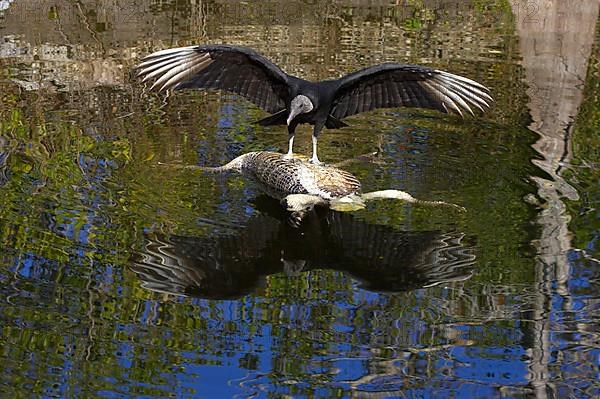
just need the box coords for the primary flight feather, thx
[136,44,492,164]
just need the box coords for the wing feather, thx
[380,82,390,108]
[152,56,213,92]
[336,96,349,118]
[136,45,290,114]
[363,84,372,113]
[142,54,208,84]
[138,52,200,77]
[388,80,402,106]
[330,63,492,119]
[356,87,365,116]
[403,81,421,108]
[420,81,462,115]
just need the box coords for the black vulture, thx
[136,44,492,164]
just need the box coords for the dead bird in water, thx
[162,151,464,223]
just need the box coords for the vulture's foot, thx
[308,157,323,166]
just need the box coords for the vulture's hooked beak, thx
[286,107,301,125]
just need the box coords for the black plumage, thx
[136,44,492,163]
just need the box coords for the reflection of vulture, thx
[130,197,475,299]
[136,45,492,164]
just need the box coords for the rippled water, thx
[0,1,599,398]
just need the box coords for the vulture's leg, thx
[284,122,298,159]
[310,122,325,165]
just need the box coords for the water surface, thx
[0,1,599,398]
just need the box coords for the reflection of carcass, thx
[130,197,475,299]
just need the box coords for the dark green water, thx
[0,1,598,398]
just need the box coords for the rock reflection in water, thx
[131,196,475,299]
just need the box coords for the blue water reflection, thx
[1,234,599,397]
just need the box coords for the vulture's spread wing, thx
[330,63,492,119]
[136,45,291,114]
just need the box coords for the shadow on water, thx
[131,196,475,299]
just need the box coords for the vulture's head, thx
[287,95,314,125]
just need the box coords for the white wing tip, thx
[142,45,198,60]
[431,69,494,116]
[136,48,213,92]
